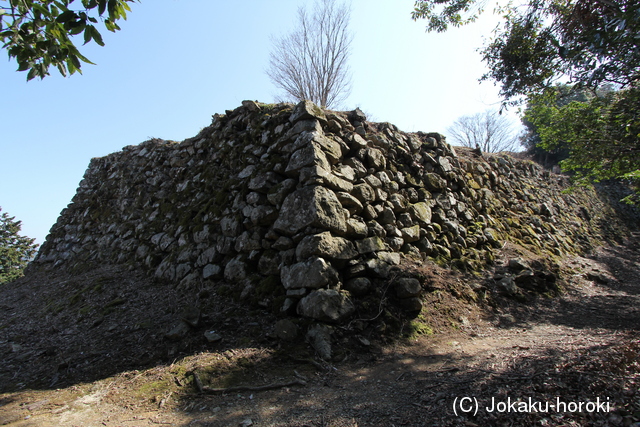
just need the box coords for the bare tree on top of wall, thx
[447,109,522,153]
[267,0,353,109]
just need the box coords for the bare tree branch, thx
[267,0,352,108]
[447,110,523,153]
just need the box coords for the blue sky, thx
[1,0,521,245]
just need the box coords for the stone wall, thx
[31,100,638,323]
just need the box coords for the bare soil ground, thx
[1,232,639,427]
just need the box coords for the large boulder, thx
[281,257,339,290]
[274,186,347,235]
[297,289,355,323]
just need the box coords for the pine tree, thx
[0,207,38,284]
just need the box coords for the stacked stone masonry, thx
[33,100,638,323]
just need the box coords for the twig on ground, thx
[190,371,306,395]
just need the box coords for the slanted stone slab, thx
[323,173,354,193]
[274,186,347,235]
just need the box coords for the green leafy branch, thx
[0,0,137,80]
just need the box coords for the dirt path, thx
[1,234,639,427]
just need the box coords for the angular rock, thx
[424,173,447,191]
[401,225,421,243]
[272,236,295,250]
[281,257,339,289]
[267,178,297,206]
[258,251,280,275]
[323,173,354,193]
[313,134,343,164]
[306,324,332,360]
[350,133,368,149]
[285,119,323,139]
[483,228,501,245]
[377,207,396,225]
[248,172,278,193]
[344,277,372,296]
[297,289,355,323]
[351,183,375,204]
[377,251,401,265]
[364,257,391,277]
[241,100,260,112]
[365,147,386,170]
[286,142,331,175]
[367,220,387,238]
[238,164,257,179]
[274,186,347,235]
[364,174,383,188]
[204,330,223,343]
[295,231,358,261]
[386,236,404,251]
[399,297,423,313]
[196,247,218,267]
[508,257,531,272]
[220,216,242,237]
[216,236,236,255]
[165,321,190,341]
[496,276,519,297]
[395,278,422,298]
[356,236,386,254]
[203,264,222,279]
[335,164,356,181]
[389,193,409,212]
[274,319,299,341]
[224,256,248,282]
[336,192,363,215]
[348,107,367,124]
[250,205,278,226]
[289,100,327,123]
[346,217,368,238]
[298,165,329,184]
[437,156,453,172]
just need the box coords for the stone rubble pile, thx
[32,100,638,324]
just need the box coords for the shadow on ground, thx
[1,230,639,426]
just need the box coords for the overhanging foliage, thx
[1,0,137,80]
